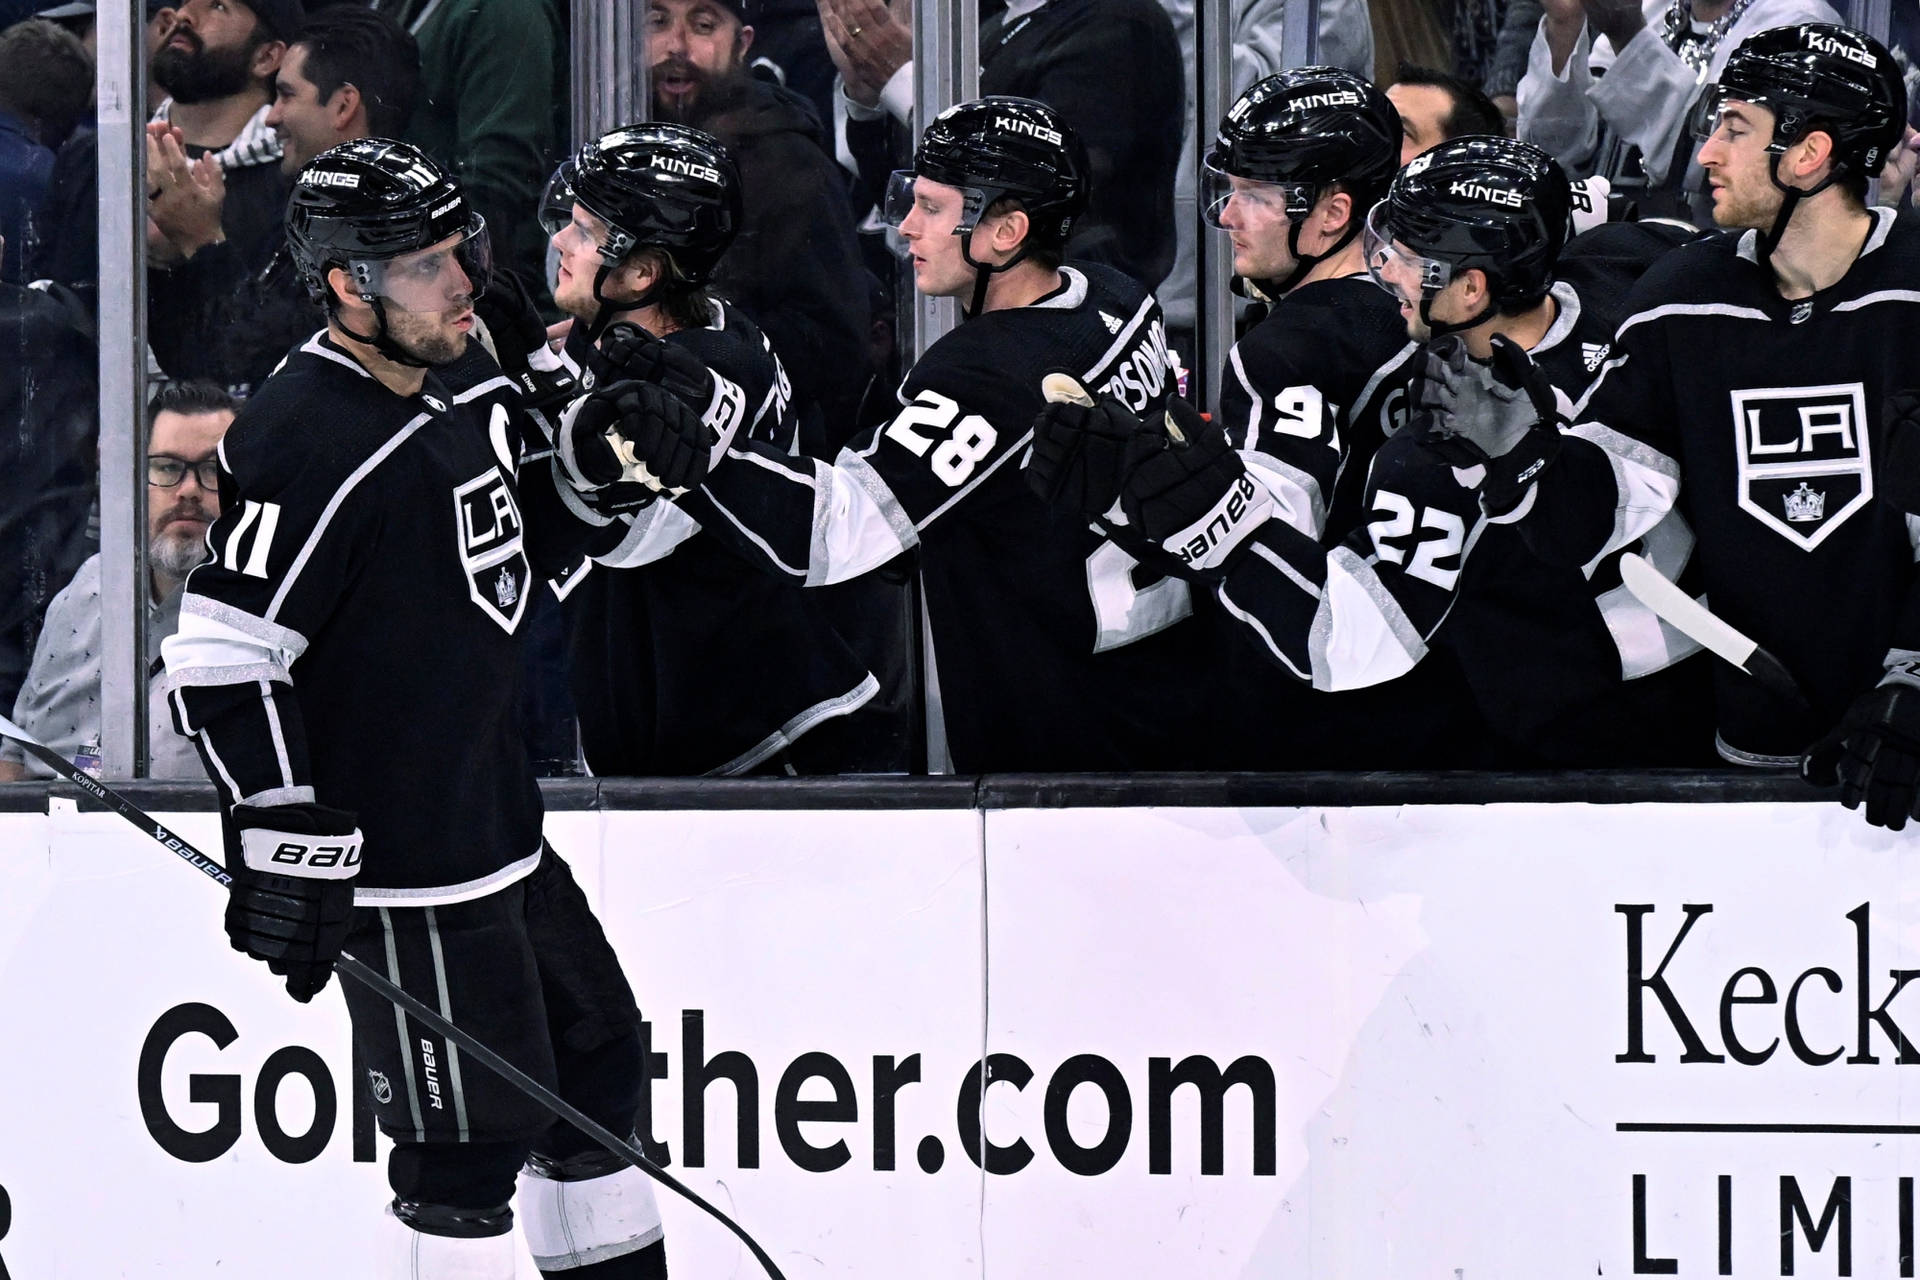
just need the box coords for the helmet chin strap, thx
[583,260,660,344]
[1756,152,1841,263]
[1418,292,1498,341]
[1256,207,1364,299]
[959,234,1034,318]
[336,295,432,369]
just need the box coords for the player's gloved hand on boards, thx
[1115,395,1273,578]
[587,322,747,464]
[226,802,362,1002]
[1409,334,1562,517]
[1802,680,1920,830]
[558,379,710,498]
[473,266,580,413]
[1026,371,1167,520]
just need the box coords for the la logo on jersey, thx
[1731,382,1872,551]
[453,468,531,632]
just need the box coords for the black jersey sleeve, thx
[1218,320,1345,540]
[1522,271,1687,570]
[1218,296,1419,543]
[679,270,1175,586]
[1212,431,1490,689]
[161,397,384,809]
[677,326,1044,585]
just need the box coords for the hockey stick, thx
[1618,552,1813,719]
[0,713,787,1280]
[1042,370,1189,443]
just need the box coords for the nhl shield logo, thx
[453,468,531,633]
[1731,382,1872,551]
[368,1069,393,1105]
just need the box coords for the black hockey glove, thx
[1802,681,1920,830]
[1026,373,1167,520]
[1409,334,1563,518]
[1880,389,1920,514]
[473,266,580,413]
[1115,396,1273,579]
[586,322,749,462]
[559,379,711,497]
[226,802,362,1003]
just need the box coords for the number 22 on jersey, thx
[886,390,1000,487]
[1368,490,1465,590]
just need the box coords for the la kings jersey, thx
[164,332,581,900]
[1434,270,1714,765]
[1555,208,1920,762]
[1209,272,1484,769]
[1220,273,1418,545]
[557,301,878,775]
[679,263,1212,771]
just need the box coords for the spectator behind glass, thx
[648,0,870,454]
[0,18,92,282]
[1515,0,1837,224]
[22,0,178,290]
[145,0,304,388]
[1388,62,1509,164]
[0,248,97,715]
[376,0,568,313]
[268,4,417,174]
[737,0,839,142]
[824,0,1187,290]
[141,4,420,397]
[0,380,236,782]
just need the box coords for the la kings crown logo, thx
[1730,382,1873,551]
[453,468,532,633]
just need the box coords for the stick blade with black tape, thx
[1617,552,1813,719]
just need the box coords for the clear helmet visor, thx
[538,161,577,237]
[349,217,493,313]
[1201,160,1314,228]
[1687,87,1780,148]
[882,170,991,235]
[1362,204,1452,306]
[538,163,631,263]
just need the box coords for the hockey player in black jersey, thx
[1204,68,1411,545]
[569,97,1208,771]
[1360,135,1716,764]
[536,122,880,775]
[161,141,668,1278]
[1499,24,1920,819]
[1026,120,1539,746]
[1109,67,1485,767]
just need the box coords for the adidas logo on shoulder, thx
[1099,311,1124,335]
[1581,341,1610,372]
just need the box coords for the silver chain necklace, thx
[1663,0,1761,81]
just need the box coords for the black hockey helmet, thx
[539,123,743,286]
[287,138,491,365]
[1204,68,1402,221]
[1203,68,1401,295]
[899,95,1089,246]
[884,96,1088,313]
[288,137,489,303]
[1693,23,1905,178]
[1366,135,1573,333]
[1691,24,1905,258]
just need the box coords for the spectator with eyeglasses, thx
[0,380,236,780]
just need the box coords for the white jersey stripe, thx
[265,414,433,623]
